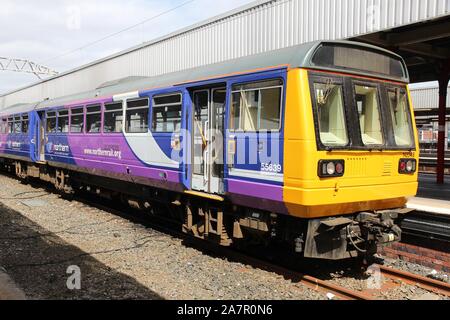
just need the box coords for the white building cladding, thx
[410,85,450,110]
[1,0,450,109]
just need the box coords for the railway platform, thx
[407,198,450,216]
[408,174,450,215]
[415,174,450,203]
[400,174,450,242]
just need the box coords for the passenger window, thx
[387,89,413,147]
[70,107,84,133]
[22,114,29,134]
[152,94,182,133]
[86,105,102,134]
[46,112,57,133]
[126,98,149,133]
[14,116,21,134]
[230,79,282,131]
[104,102,123,133]
[57,110,69,133]
[313,82,348,146]
[0,118,7,134]
[7,117,13,134]
[355,85,383,145]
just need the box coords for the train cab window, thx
[57,110,69,133]
[13,116,22,134]
[7,117,13,134]
[355,85,383,146]
[21,114,29,134]
[70,107,84,133]
[152,94,182,133]
[313,82,348,146]
[104,102,123,133]
[126,98,149,133]
[86,105,102,134]
[46,112,57,133]
[387,89,413,147]
[230,80,283,131]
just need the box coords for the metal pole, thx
[446,121,449,152]
[437,68,449,184]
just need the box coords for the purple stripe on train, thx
[226,178,288,214]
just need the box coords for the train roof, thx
[2,40,409,114]
[0,102,37,116]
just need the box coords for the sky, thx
[0,0,443,95]
[0,0,255,94]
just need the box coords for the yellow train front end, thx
[282,44,419,259]
[284,69,419,217]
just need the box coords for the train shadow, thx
[0,203,164,300]
[179,238,372,283]
[0,173,373,290]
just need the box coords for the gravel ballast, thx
[0,174,325,300]
[0,173,448,300]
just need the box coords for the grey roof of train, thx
[0,40,408,115]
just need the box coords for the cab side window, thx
[230,79,283,131]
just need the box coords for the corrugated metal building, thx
[410,84,450,109]
[1,0,450,109]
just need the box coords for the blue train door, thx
[191,87,226,194]
[36,111,46,162]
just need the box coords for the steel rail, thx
[377,264,450,297]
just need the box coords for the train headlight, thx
[326,162,336,175]
[399,159,416,174]
[406,160,414,172]
[318,160,345,178]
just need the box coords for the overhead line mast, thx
[0,57,58,79]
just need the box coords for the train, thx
[0,40,419,260]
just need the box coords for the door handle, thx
[204,120,209,142]
[258,141,264,152]
[204,150,209,183]
[228,139,236,169]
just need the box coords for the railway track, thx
[377,265,450,297]
[64,188,450,300]
[75,191,373,300]
[2,171,450,300]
